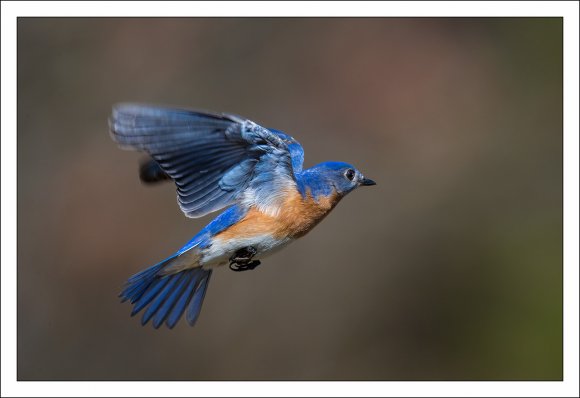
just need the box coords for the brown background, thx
[17,18,562,380]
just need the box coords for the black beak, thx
[360,178,376,186]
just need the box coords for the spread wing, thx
[110,103,303,218]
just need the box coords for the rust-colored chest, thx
[274,189,341,238]
[214,189,341,241]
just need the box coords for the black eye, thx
[345,169,355,181]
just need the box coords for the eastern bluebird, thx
[110,104,376,329]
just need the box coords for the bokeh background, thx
[17,18,562,380]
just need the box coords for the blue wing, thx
[110,104,302,218]
[267,128,305,173]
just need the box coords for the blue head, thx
[298,161,376,198]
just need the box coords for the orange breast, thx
[215,188,341,241]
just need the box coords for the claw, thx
[229,260,261,272]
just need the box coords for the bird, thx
[109,103,376,329]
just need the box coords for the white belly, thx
[200,234,293,267]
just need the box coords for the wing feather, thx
[110,103,302,218]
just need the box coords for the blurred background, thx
[17,18,562,380]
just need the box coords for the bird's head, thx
[310,161,376,196]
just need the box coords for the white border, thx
[2,1,578,397]
[0,0,578,17]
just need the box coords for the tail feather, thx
[120,259,168,303]
[186,271,212,326]
[150,271,194,328]
[166,270,203,329]
[130,276,171,315]
[119,260,168,304]
[141,273,184,326]
[119,257,212,329]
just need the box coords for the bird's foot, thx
[229,247,261,272]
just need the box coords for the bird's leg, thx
[229,247,261,272]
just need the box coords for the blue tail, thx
[119,258,212,329]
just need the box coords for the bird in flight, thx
[110,104,376,329]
